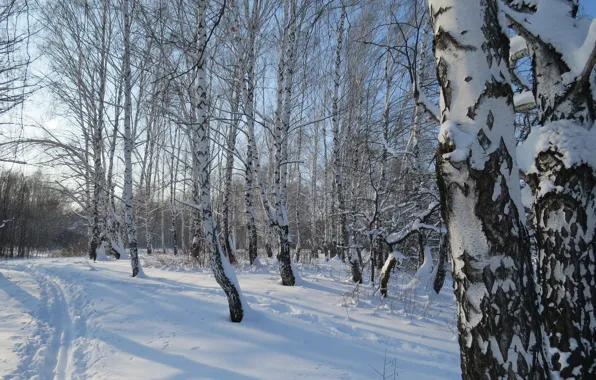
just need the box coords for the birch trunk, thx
[506,2,596,374]
[310,117,319,259]
[122,0,141,277]
[193,0,245,322]
[332,6,361,283]
[243,2,259,265]
[170,127,180,256]
[89,0,111,262]
[430,0,547,377]
[222,2,243,264]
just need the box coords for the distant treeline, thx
[0,168,86,258]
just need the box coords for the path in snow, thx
[0,257,460,379]
[0,263,81,380]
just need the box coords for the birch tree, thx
[429,0,547,377]
[504,1,596,376]
[40,0,118,262]
[122,0,142,277]
[332,5,362,283]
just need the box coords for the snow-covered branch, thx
[514,91,536,112]
[413,84,440,123]
[385,201,440,245]
[502,0,596,85]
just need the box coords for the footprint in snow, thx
[268,302,293,314]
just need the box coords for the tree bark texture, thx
[429,0,547,377]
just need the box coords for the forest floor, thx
[0,254,460,379]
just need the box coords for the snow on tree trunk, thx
[265,0,297,286]
[379,251,404,298]
[122,0,142,277]
[191,0,245,322]
[505,1,596,375]
[429,0,547,377]
[528,133,596,377]
[407,245,434,290]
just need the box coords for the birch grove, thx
[0,0,594,377]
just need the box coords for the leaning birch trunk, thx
[332,6,361,283]
[122,0,142,277]
[192,0,244,322]
[106,81,123,258]
[429,0,547,378]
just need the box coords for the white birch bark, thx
[192,0,245,322]
[429,0,547,377]
[122,0,142,277]
[332,5,362,283]
[503,2,596,375]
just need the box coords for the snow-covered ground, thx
[0,255,460,379]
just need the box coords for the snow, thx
[438,120,476,162]
[513,91,535,111]
[415,86,440,122]
[111,241,127,259]
[95,243,109,262]
[516,120,596,174]
[520,184,534,209]
[509,35,528,63]
[385,202,440,245]
[503,0,596,85]
[406,246,435,291]
[0,256,460,379]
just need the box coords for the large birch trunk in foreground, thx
[429,0,547,377]
[527,46,596,380]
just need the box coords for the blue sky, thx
[584,2,596,18]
